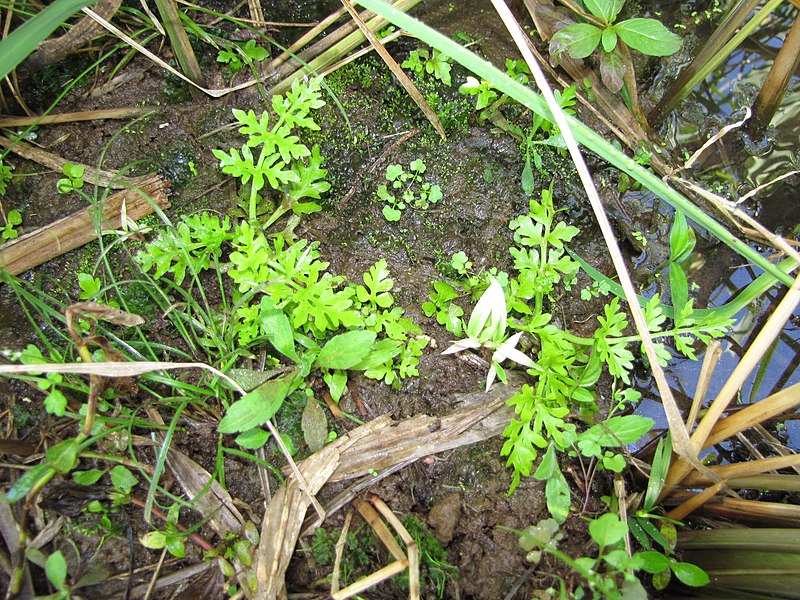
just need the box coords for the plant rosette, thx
[376,159,442,222]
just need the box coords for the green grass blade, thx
[356,0,795,287]
[0,0,96,80]
[570,249,797,321]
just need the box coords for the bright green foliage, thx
[18,344,69,417]
[109,465,139,495]
[459,76,498,110]
[0,159,13,196]
[77,272,103,300]
[402,47,453,86]
[136,213,234,285]
[376,159,442,222]
[548,0,682,93]
[57,163,84,194]
[356,259,394,309]
[229,225,360,338]
[140,505,187,558]
[2,209,22,240]
[518,514,708,598]
[394,516,458,597]
[213,78,329,224]
[311,526,374,584]
[425,184,730,493]
[217,39,268,74]
[422,280,464,336]
[44,550,70,598]
[136,213,425,444]
[593,298,636,382]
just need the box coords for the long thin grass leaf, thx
[0,0,94,80]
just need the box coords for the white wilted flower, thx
[443,278,538,391]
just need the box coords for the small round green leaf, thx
[383,205,402,221]
[589,513,628,547]
[45,550,68,590]
[235,428,270,449]
[110,465,139,494]
[72,469,105,485]
[140,531,167,549]
[670,560,710,587]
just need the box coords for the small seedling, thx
[217,39,268,74]
[375,159,442,222]
[2,209,22,240]
[402,47,453,86]
[140,504,187,558]
[213,78,329,225]
[57,163,85,194]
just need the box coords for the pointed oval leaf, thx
[323,370,348,402]
[550,23,602,59]
[636,550,670,574]
[582,415,654,447]
[669,262,689,321]
[584,0,625,24]
[260,298,299,362]
[533,442,558,479]
[314,330,377,370]
[670,560,710,587]
[669,211,696,264]
[601,27,618,53]
[616,18,682,56]
[235,428,270,449]
[546,469,571,524]
[302,397,327,453]
[45,550,68,590]
[219,376,292,433]
[46,439,79,474]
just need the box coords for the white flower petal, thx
[442,338,481,355]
